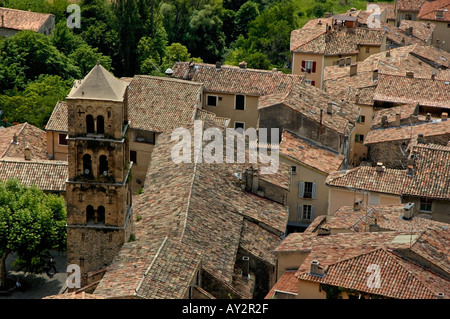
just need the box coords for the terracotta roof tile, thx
[127,75,202,132]
[418,0,450,22]
[371,103,420,128]
[399,20,435,43]
[0,157,67,192]
[403,143,450,200]
[297,248,449,299]
[259,82,359,134]
[171,62,303,96]
[397,0,428,11]
[325,165,408,196]
[0,123,49,160]
[45,101,68,132]
[279,130,344,174]
[327,203,449,232]
[265,270,298,298]
[364,119,450,145]
[0,7,53,32]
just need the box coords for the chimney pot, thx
[375,162,384,172]
[239,61,247,69]
[403,202,414,220]
[327,102,333,115]
[441,112,448,121]
[215,62,222,70]
[437,292,445,299]
[310,260,325,277]
[395,112,401,126]
[354,199,362,211]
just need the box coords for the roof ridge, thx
[292,31,326,52]
[1,123,28,158]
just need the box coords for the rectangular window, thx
[299,181,317,199]
[58,133,68,145]
[304,60,316,73]
[420,198,432,212]
[300,205,316,221]
[356,115,366,123]
[355,134,364,142]
[235,94,245,110]
[291,166,297,175]
[234,121,245,130]
[207,95,218,106]
[130,150,137,165]
[365,47,370,54]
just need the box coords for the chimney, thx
[386,50,391,57]
[417,133,426,144]
[354,199,362,211]
[327,102,333,115]
[406,165,414,177]
[372,69,378,81]
[239,61,247,69]
[402,202,414,220]
[406,71,414,78]
[215,62,222,70]
[405,26,413,36]
[349,63,357,76]
[394,111,401,126]
[12,133,18,144]
[24,146,31,161]
[241,256,250,279]
[381,115,388,127]
[441,112,448,121]
[309,260,325,277]
[437,292,445,299]
[375,162,384,172]
[369,219,381,232]
[272,67,278,73]
[426,113,431,121]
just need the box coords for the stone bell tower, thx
[65,63,133,287]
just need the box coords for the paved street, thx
[0,251,67,299]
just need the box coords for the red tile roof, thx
[397,0,428,12]
[325,165,408,196]
[0,123,49,160]
[418,0,450,22]
[45,101,68,132]
[171,62,304,96]
[265,270,298,298]
[279,130,344,174]
[0,7,53,32]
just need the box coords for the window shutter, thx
[312,61,317,73]
[311,206,316,220]
[301,60,306,72]
[312,183,317,199]
[298,181,305,198]
[297,205,303,220]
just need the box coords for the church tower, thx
[65,63,133,287]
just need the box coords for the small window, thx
[235,94,245,110]
[97,115,105,134]
[234,122,245,131]
[207,95,218,106]
[365,47,370,54]
[420,198,432,212]
[298,205,316,221]
[58,133,68,145]
[357,115,366,123]
[130,150,137,165]
[355,134,364,142]
[299,181,317,199]
[303,182,314,198]
[303,205,313,220]
[291,166,297,175]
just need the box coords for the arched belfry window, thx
[86,115,95,134]
[99,155,108,176]
[97,206,105,224]
[86,205,95,224]
[83,154,92,176]
[97,115,105,134]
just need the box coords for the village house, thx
[364,115,450,168]
[169,61,303,131]
[0,7,55,37]
[278,130,344,233]
[418,0,450,52]
[290,14,386,89]
[258,81,359,166]
[266,221,449,299]
[394,0,428,25]
[0,122,67,195]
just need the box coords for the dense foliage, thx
[0,179,66,288]
[0,0,382,126]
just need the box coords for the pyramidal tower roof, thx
[67,63,129,102]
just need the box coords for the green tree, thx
[234,1,260,38]
[0,75,73,127]
[50,20,87,56]
[68,44,113,76]
[0,31,80,93]
[0,179,66,289]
